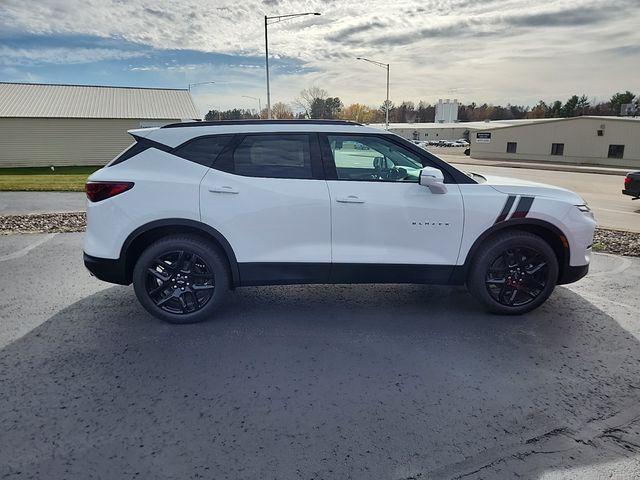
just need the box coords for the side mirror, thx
[419,167,447,194]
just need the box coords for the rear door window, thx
[223,134,314,179]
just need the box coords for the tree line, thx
[204,89,638,123]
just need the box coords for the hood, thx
[477,173,585,205]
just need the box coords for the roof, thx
[161,119,362,129]
[372,119,561,130]
[374,116,640,132]
[471,115,640,131]
[136,121,386,149]
[0,82,200,120]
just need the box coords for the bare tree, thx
[295,86,328,118]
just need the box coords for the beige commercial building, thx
[375,119,546,142]
[470,116,639,168]
[0,82,199,168]
[377,116,639,168]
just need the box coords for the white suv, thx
[84,120,596,324]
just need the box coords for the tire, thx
[466,231,559,315]
[132,234,230,324]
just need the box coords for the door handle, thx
[336,195,365,204]
[209,186,239,194]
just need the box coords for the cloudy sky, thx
[1,0,638,115]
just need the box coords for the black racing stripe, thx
[511,196,534,218]
[495,195,516,223]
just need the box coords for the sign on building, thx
[476,132,491,143]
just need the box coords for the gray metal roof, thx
[371,118,564,130]
[0,82,200,120]
[374,116,640,131]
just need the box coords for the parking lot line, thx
[0,233,57,262]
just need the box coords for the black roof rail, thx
[161,119,363,129]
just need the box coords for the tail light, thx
[86,181,134,202]
[624,176,631,188]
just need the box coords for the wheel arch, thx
[459,218,571,283]
[120,218,240,286]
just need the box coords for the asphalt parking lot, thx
[0,191,86,215]
[1,232,640,479]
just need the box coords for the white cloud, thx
[2,0,638,106]
[0,45,143,66]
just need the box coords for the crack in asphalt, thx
[399,412,640,480]
[404,406,640,480]
[525,427,569,445]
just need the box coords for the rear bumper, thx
[558,263,589,285]
[83,253,130,285]
[622,189,640,199]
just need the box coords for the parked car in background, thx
[84,119,595,324]
[623,171,640,199]
[438,140,468,147]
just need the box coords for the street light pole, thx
[356,57,390,130]
[188,81,216,92]
[242,95,262,117]
[386,64,390,129]
[264,15,271,119]
[264,11,321,120]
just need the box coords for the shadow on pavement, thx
[1,283,640,479]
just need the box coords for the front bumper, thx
[558,263,589,285]
[84,253,130,285]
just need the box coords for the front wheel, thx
[467,231,559,315]
[133,235,230,324]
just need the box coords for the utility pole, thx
[264,15,271,119]
[356,57,390,130]
[242,95,262,117]
[264,12,321,120]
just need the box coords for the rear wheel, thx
[133,235,230,324]
[467,231,559,315]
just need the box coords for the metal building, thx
[470,116,640,168]
[374,119,539,142]
[0,82,199,167]
[377,116,639,168]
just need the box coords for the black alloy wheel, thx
[145,250,215,314]
[485,247,548,307]
[466,230,559,315]
[133,235,230,324]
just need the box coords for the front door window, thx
[327,135,424,182]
